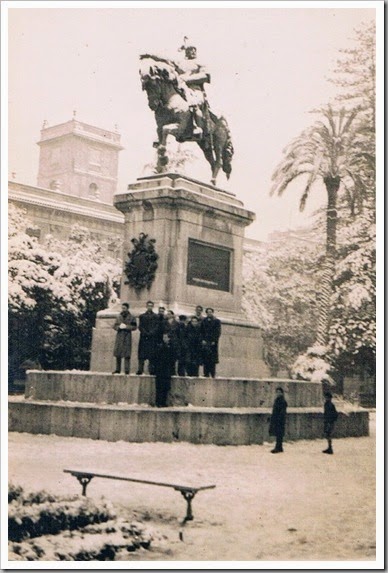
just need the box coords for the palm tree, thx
[271,105,362,345]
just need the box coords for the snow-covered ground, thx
[8,414,376,562]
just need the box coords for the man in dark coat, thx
[185,316,203,376]
[269,387,288,453]
[112,303,137,374]
[137,301,160,375]
[162,311,179,375]
[322,391,338,454]
[177,315,188,376]
[200,307,221,378]
[156,306,166,342]
[154,332,176,407]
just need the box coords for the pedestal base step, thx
[25,372,323,408]
[9,397,369,446]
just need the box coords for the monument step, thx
[25,372,323,408]
[9,396,369,446]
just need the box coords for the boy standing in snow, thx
[269,387,288,453]
[323,391,338,454]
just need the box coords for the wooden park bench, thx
[64,469,216,527]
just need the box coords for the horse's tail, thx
[219,117,234,180]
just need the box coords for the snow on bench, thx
[64,469,216,527]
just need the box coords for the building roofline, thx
[8,181,124,224]
[37,119,124,150]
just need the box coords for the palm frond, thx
[342,107,359,133]
[270,170,312,197]
[337,107,347,134]
[321,105,336,136]
[270,103,373,215]
[299,188,310,211]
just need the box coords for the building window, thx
[89,148,101,167]
[49,180,61,190]
[49,146,61,165]
[88,182,99,198]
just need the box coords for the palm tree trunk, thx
[316,176,340,345]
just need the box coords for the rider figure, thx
[177,39,210,139]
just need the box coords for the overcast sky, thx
[7,2,376,240]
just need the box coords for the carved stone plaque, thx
[187,239,231,292]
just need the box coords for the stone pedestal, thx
[9,395,369,447]
[91,173,270,378]
[10,372,368,445]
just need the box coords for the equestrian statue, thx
[139,38,234,186]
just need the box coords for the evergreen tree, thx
[271,105,363,345]
[8,205,121,382]
[329,21,375,123]
[242,230,322,374]
[329,20,376,216]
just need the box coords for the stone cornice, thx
[9,182,124,224]
[137,173,236,197]
[73,167,117,182]
[114,187,255,226]
[37,119,124,150]
[37,131,124,150]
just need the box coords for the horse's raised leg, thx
[154,126,169,173]
[210,147,223,186]
[211,165,221,186]
[198,141,216,184]
[155,123,183,173]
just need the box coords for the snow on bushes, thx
[242,211,375,381]
[291,345,334,384]
[9,498,116,542]
[8,484,153,561]
[329,211,375,370]
[8,206,122,372]
[9,521,152,561]
[242,231,322,374]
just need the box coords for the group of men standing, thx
[113,302,338,451]
[112,301,222,405]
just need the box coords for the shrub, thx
[8,485,154,561]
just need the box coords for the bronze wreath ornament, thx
[124,233,159,292]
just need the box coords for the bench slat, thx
[63,469,215,493]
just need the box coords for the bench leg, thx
[75,475,94,496]
[180,490,196,523]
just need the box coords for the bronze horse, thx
[140,58,233,186]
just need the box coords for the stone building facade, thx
[37,118,123,203]
[9,180,124,257]
[9,118,124,256]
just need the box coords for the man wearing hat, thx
[112,303,137,375]
[137,301,160,375]
[200,307,221,378]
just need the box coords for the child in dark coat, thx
[323,392,338,454]
[154,333,176,408]
[269,387,288,453]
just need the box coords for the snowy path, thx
[8,415,375,562]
